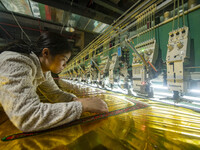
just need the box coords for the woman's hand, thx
[75,97,108,113]
[72,97,78,101]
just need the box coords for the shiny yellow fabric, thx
[1,84,200,149]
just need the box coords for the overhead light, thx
[65,27,75,32]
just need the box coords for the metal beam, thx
[93,0,124,15]
[32,0,116,24]
[0,10,99,34]
[0,10,61,32]
[0,1,7,10]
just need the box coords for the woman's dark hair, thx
[36,32,72,56]
[0,40,33,54]
[0,32,72,57]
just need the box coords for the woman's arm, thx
[37,72,77,103]
[0,55,82,132]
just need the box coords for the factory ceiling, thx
[0,0,142,58]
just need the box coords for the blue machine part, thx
[118,47,122,56]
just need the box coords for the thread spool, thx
[188,0,197,9]
[164,11,170,21]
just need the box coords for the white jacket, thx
[0,51,82,132]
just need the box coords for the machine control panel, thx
[133,39,158,65]
[167,26,189,62]
[132,38,158,95]
[98,55,110,83]
[166,26,190,93]
[109,52,119,85]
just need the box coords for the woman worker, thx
[0,32,108,132]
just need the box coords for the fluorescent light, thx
[183,96,200,102]
[153,95,165,98]
[150,98,175,105]
[154,92,173,97]
[192,102,200,105]
[65,27,75,32]
[190,89,200,93]
[151,85,168,89]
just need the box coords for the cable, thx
[150,8,152,39]
[172,0,176,30]
[78,64,85,74]
[38,19,42,33]
[146,11,148,41]
[125,39,148,69]
[148,9,150,40]
[60,16,66,34]
[181,0,185,26]
[0,25,14,39]
[153,5,156,38]
[60,0,74,34]
[10,4,31,43]
[137,17,138,44]
[178,0,180,28]
[148,61,158,72]
[91,58,104,75]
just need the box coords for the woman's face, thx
[48,52,71,74]
[40,48,71,74]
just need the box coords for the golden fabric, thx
[1,85,200,149]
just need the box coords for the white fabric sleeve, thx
[38,72,77,103]
[0,58,82,132]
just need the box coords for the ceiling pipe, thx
[32,0,115,24]
[0,22,41,32]
[93,0,124,14]
[0,22,78,40]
